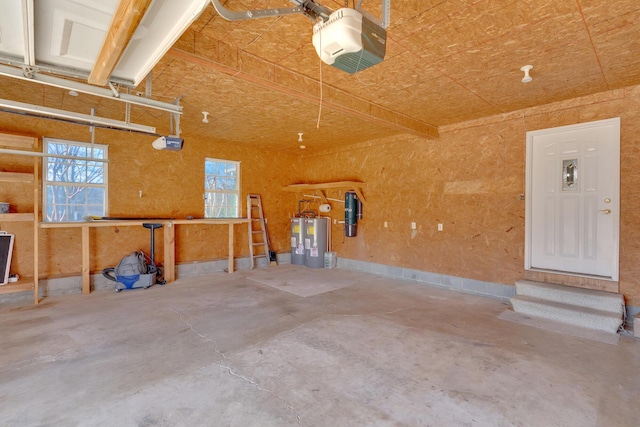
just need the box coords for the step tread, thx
[515,280,624,314]
[511,295,622,318]
[516,280,623,299]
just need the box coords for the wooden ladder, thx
[247,194,270,269]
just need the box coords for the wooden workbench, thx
[40,218,250,294]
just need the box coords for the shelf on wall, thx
[283,181,366,204]
[0,172,34,183]
[0,213,36,222]
[0,133,40,303]
[0,278,34,295]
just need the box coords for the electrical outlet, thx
[438,223,443,231]
[411,222,416,230]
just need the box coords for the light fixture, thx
[68,90,78,97]
[202,111,209,123]
[520,65,533,83]
[298,132,304,142]
[300,145,306,149]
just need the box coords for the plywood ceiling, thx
[1,0,640,153]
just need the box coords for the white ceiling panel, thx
[35,0,117,71]
[0,0,208,87]
[0,1,26,59]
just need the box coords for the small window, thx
[43,138,108,222]
[204,158,240,218]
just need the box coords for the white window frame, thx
[42,138,108,222]
[204,158,240,218]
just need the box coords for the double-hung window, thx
[204,158,240,218]
[43,138,108,222]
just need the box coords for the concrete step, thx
[510,295,624,333]
[515,280,624,315]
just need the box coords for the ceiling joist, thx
[88,0,152,86]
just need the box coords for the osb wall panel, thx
[0,114,301,278]
[299,124,525,285]
[301,85,640,306]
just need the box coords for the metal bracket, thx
[210,0,326,21]
[210,0,389,28]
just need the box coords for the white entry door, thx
[525,118,620,280]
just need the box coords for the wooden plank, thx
[283,181,367,203]
[0,213,35,222]
[88,0,152,85]
[228,223,234,273]
[0,134,36,150]
[40,218,251,228]
[163,223,175,283]
[283,181,365,191]
[170,218,250,225]
[41,220,160,228]
[0,172,34,183]
[33,154,39,304]
[0,279,34,295]
[81,226,90,295]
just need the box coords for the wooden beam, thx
[81,225,90,295]
[167,47,439,140]
[283,181,367,204]
[88,0,152,86]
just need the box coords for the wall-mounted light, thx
[202,111,209,123]
[298,132,304,142]
[520,65,533,83]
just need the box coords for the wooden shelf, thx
[0,133,39,304]
[283,181,366,204]
[0,213,35,222]
[0,171,34,183]
[0,278,34,295]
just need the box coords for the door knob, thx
[599,209,611,214]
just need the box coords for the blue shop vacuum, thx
[102,223,165,291]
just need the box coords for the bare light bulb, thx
[520,65,533,83]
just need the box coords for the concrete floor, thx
[1,265,639,426]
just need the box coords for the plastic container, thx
[324,251,337,268]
